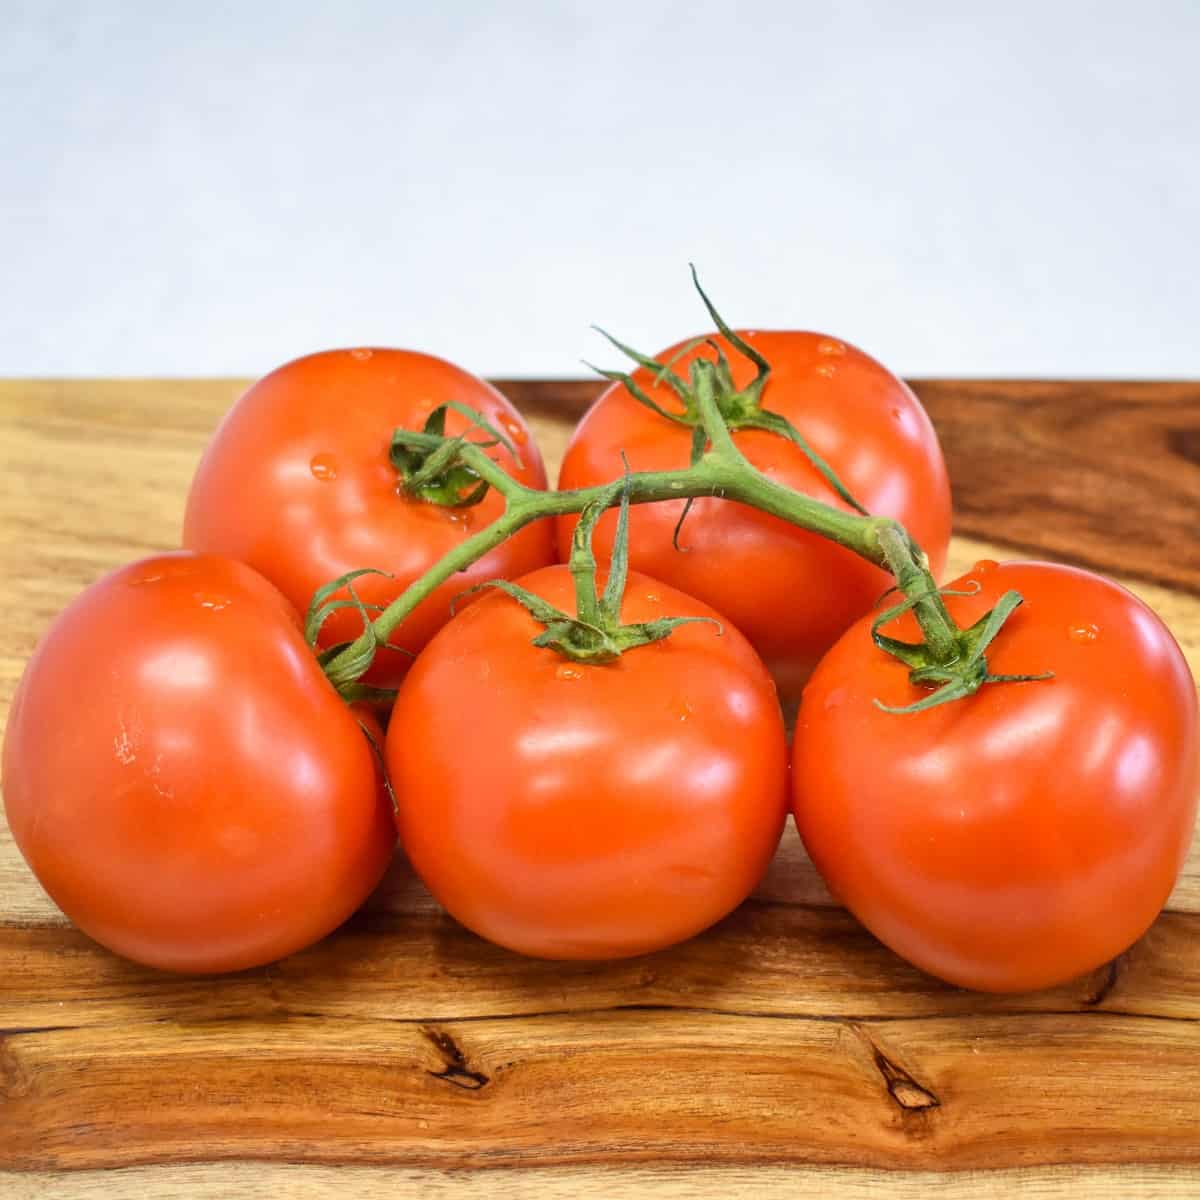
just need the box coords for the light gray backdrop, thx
[2,1,1197,378]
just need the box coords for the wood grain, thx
[1,377,1198,1194]
[2,902,1199,1033]
[9,1164,1200,1200]
[4,1010,1200,1172]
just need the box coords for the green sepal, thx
[389,400,521,509]
[598,474,633,624]
[871,585,1054,715]
[463,578,577,629]
[869,589,936,669]
[320,631,379,692]
[617,615,723,648]
[874,673,981,715]
[957,589,1026,661]
[671,496,696,552]
[306,567,418,699]
[663,427,708,553]
[739,408,869,515]
[435,400,522,466]
[305,568,393,648]
[687,262,771,392]
[463,467,720,665]
[341,683,399,705]
[588,266,866,517]
[590,327,693,406]
[582,359,688,425]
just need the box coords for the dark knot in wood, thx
[422,1026,490,1091]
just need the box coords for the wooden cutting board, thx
[1,378,1198,1199]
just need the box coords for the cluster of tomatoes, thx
[4,320,1197,994]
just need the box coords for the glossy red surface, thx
[792,560,1200,991]
[184,348,555,686]
[557,331,952,698]
[2,552,395,972]
[388,565,788,959]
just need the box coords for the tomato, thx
[184,348,554,688]
[792,560,1199,992]
[387,564,788,958]
[1,552,396,973]
[557,333,951,698]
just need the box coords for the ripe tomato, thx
[184,348,554,687]
[2,552,396,973]
[387,565,788,958]
[793,560,1199,992]
[557,333,951,698]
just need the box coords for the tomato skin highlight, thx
[387,566,788,959]
[557,331,952,697]
[792,560,1199,992]
[183,348,555,687]
[1,552,396,973]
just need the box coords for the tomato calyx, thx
[390,401,522,508]
[870,574,1054,714]
[589,265,867,515]
[467,474,721,665]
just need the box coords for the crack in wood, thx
[1083,955,1125,1008]
[872,1048,941,1113]
[851,1025,940,1114]
[421,1027,490,1091]
[2,1004,1199,1040]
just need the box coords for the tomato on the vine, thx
[387,564,788,959]
[792,560,1198,992]
[184,348,555,687]
[2,552,395,973]
[557,332,952,698]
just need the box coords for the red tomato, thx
[387,565,788,958]
[184,348,554,687]
[557,333,951,698]
[792,560,1199,992]
[2,552,396,973]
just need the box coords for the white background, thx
[2,0,1197,379]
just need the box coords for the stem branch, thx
[326,438,958,683]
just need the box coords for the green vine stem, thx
[318,357,1048,713]
[453,474,721,664]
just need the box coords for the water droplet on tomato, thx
[645,593,660,603]
[1068,622,1101,643]
[349,348,373,361]
[973,559,999,574]
[677,701,694,722]
[817,339,847,356]
[814,364,837,379]
[555,664,583,681]
[501,417,528,447]
[194,592,231,612]
[310,453,338,481]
